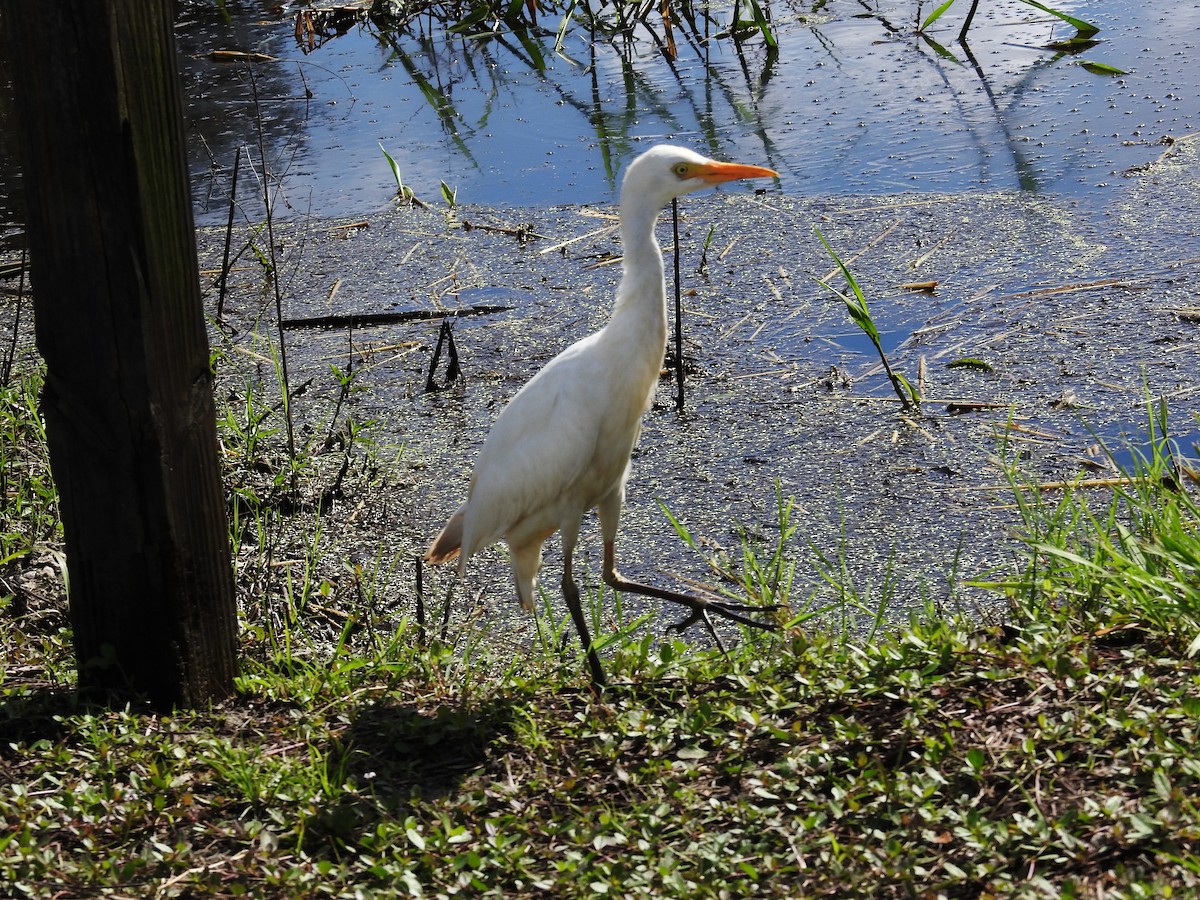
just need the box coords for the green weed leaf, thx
[1079,60,1127,76]
[920,0,957,32]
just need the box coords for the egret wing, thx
[461,342,617,553]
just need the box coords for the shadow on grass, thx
[0,680,105,758]
[302,696,516,851]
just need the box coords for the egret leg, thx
[560,526,606,689]
[561,569,607,689]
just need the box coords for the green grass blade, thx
[814,227,881,342]
[1017,0,1099,38]
[746,0,778,49]
[379,143,410,199]
[920,0,958,32]
[1078,61,1127,76]
[658,500,697,550]
[554,0,579,53]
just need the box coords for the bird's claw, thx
[607,573,781,635]
[666,608,705,634]
[666,595,782,634]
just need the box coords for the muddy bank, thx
[199,137,1200,636]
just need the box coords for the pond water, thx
[167,0,1200,224]
[3,1,1199,639]
[196,137,1200,640]
[2,1,1194,239]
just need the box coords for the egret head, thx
[620,144,778,210]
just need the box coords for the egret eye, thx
[672,162,691,178]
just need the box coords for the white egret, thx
[425,144,779,687]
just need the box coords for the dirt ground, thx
[189,135,1198,633]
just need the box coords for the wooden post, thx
[5,1,238,708]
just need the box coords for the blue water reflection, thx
[179,0,1199,225]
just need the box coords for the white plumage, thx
[426,144,778,686]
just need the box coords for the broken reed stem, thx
[877,342,919,414]
[958,0,982,43]
[320,327,356,454]
[1,246,26,387]
[425,318,460,392]
[281,304,509,330]
[249,64,299,493]
[936,476,1145,493]
[216,145,241,322]
[672,197,685,412]
[439,582,454,645]
[415,557,426,649]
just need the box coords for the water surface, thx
[174,0,1199,223]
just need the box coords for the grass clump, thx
[2,363,1200,895]
[0,366,71,679]
[987,397,1200,648]
[0,367,58,574]
[4,599,1199,896]
[815,227,922,414]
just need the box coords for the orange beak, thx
[691,159,779,185]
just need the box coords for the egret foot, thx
[606,569,781,632]
[601,543,781,643]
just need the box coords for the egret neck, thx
[604,192,672,391]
